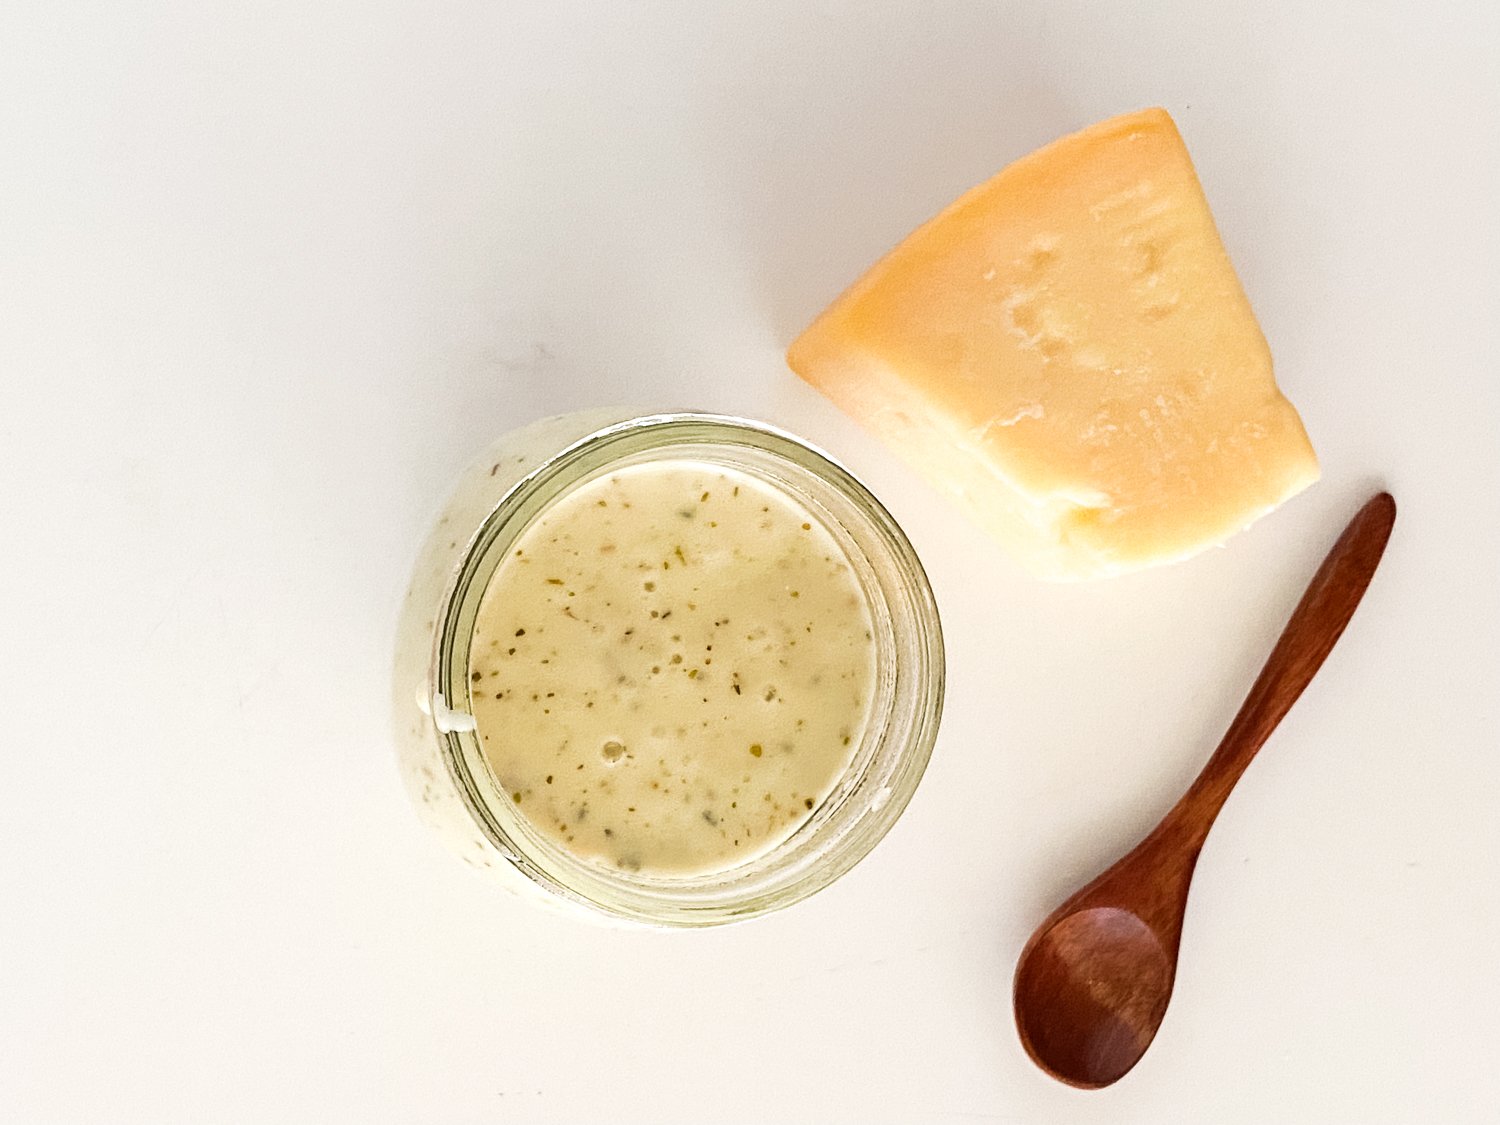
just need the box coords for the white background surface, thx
[3,2,1498,1122]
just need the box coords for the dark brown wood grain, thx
[1013,492,1397,1089]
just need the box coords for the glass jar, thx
[393,411,944,926]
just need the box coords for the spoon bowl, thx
[1015,906,1174,1088]
[1012,492,1396,1088]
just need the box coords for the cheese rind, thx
[788,108,1319,580]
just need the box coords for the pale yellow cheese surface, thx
[788,108,1318,579]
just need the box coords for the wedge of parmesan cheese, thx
[788,108,1318,580]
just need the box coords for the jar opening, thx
[429,414,943,925]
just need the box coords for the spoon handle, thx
[1162,491,1397,853]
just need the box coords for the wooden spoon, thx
[1013,492,1397,1089]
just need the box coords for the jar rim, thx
[430,412,944,926]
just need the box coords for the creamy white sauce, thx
[467,459,876,876]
